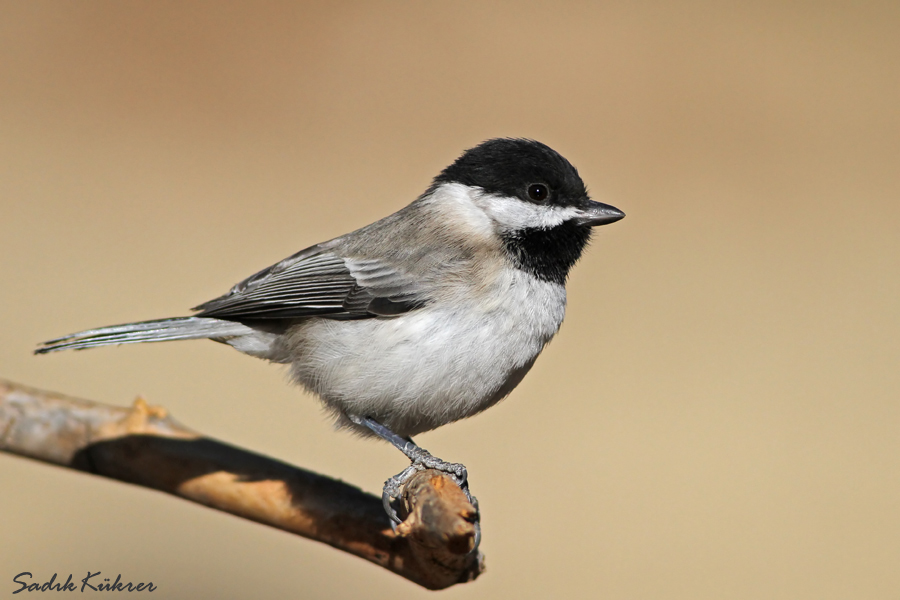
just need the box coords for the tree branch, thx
[0,378,484,590]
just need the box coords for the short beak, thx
[574,201,626,227]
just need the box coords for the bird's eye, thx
[527,183,549,202]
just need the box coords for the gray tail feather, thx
[35,316,251,354]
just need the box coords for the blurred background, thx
[1,1,898,598]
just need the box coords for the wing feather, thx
[193,244,427,320]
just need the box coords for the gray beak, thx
[574,201,626,226]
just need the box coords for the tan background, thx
[2,1,899,598]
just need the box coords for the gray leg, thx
[349,415,480,547]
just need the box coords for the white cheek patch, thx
[425,182,583,234]
[424,182,496,238]
[470,191,583,232]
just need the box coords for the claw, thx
[381,464,418,525]
[472,521,482,551]
[382,489,400,529]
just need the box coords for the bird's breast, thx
[284,268,567,437]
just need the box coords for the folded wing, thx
[193,244,429,320]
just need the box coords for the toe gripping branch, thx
[352,416,481,551]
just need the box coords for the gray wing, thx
[193,244,429,320]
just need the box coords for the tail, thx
[35,317,253,354]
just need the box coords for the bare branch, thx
[0,378,484,590]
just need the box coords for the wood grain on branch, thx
[0,378,484,590]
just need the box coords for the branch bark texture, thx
[0,378,483,590]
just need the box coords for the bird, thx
[36,138,625,530]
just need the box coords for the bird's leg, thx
[349,415,479,532]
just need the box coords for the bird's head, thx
[432,138,625,284]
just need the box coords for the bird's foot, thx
[380,446,478,526]
[349,415,480,544]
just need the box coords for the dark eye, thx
[527,183,549,202]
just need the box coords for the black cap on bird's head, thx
[436,138,625,228]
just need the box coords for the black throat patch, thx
[501,221,592,285]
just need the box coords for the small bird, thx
[37,138,624,527]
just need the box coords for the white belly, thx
[282,271,567,437]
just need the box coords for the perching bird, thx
[37,138,625,527]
